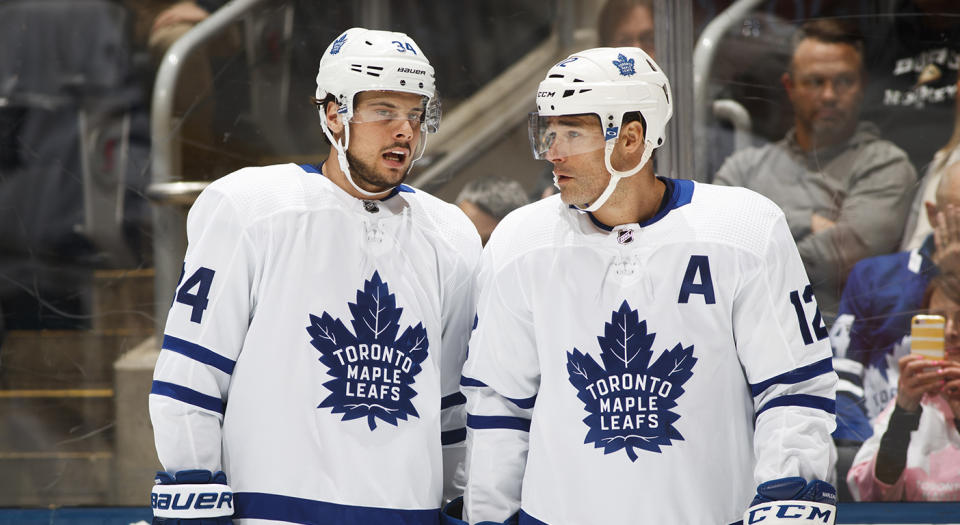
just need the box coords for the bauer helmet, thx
[529,47,672,211]
[315,27,440,196]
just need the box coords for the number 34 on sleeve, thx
[172,263,217,324]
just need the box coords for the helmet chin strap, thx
[321,117,397,199]
[575,139,655,213]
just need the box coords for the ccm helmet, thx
[529,47,672,211]
[315,27,440,196]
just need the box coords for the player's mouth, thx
[555,172,573,184]
[382,148,409,168]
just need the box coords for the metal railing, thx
[147,0,268,337]
[692,0,767,181]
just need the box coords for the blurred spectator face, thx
[458,200,500,245]
[783,38,864,148]
[456,175,531,245]
[609,5,655,59]
[927,286,960,362]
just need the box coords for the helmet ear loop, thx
[576,138,654,213]
[321,111,384,198]
[407,123,429,174]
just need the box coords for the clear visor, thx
[348,93,441,133]
[528,112,606,160]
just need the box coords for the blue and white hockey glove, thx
[151,469,234,524]
[743,477,836,525]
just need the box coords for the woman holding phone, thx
[847,275,960,501]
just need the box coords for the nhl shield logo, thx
[612,53,636,76]
[306,271,428,430]
[330,33,347,55]
[566,301,697,461]
[617,229,634,244]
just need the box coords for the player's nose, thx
[394,118,415,140]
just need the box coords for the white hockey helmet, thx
[315,27,440,196]
[529,47,672,212]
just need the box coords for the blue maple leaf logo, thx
[306,271,429,430]
[566,301,697,461]
[330,33,347,54]
[612,53,636,76]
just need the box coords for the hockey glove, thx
[441,498,519,525]
[151,469,234,524]
[441,497,468,525]
[743,477,836,525]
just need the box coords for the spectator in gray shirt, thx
[714,19,917,320]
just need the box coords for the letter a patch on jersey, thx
[306,271,429,430]
[566,301,697,461]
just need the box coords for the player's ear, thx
[325,101,344,135]
[619,120,645,153]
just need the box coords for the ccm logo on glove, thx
[745,503,833,523]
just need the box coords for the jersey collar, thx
[577,176,694,232]
[300,163,415,201]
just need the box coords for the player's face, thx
[928,287,960,361]
[542,115,610,207]
[784,39,864,146]
[345,90,425,192]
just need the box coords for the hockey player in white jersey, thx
[149,27,481,524]
[450,47,839,525]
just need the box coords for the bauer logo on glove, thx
[151,470,233,520]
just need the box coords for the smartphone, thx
[911,314,945,361]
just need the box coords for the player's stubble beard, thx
[345,143,411,193]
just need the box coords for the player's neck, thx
[322,150,392,201]
[592,169,664,227]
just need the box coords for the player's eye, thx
[375,109,398,119]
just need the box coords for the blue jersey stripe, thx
[441,392,466,410]
[441,428,466,445]
[467,414,531,432]
[750,357,834,397]
[836,369,863,387]
[459,376,487,388]
[162,335,236,375]
[520,509,548,524]
[458,378,535,408]
[233,491,439,525]
[756,394,836,418]
[150,380,225,414]
[505,394,537,409]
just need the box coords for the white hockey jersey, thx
[149,163,481,524]
[461,179,837,525]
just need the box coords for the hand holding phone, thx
[897,315,948,412]
[911,314,945,361]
